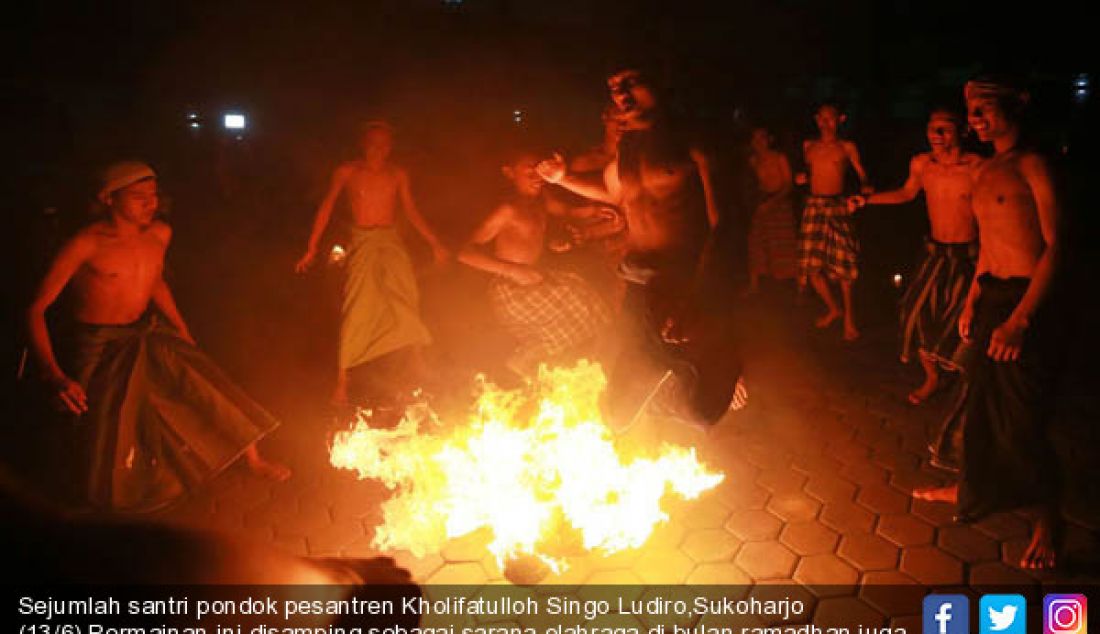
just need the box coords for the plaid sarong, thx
[488,269,612,374]
[798,195,859,281]
[899,238,978,368]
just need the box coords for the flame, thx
[329,360,724,567]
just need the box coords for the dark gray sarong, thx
[899,238,977,368]
[65,315,278,513]
[930,275,1059,520]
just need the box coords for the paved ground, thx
[154,280,1100,624]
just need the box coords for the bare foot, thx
[843,321,860,341]
[814,309,842,328]
[908,376,940,405]
[248,455,292,482]
[912,483,958,503]
[1020,513,1059,570]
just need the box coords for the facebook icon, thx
[925,595,970,634]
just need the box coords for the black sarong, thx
[945,275,1059,520]
[899,238,977,368]
[605,253,743,428]
[64,315,278,513]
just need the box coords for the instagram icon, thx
[1045,594,1088,634]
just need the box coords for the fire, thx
[329,361,724,567]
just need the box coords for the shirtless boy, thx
[538,67,747,427]
[459,150,611,375]
[914,78,1062,570]
[849,110,982,404]
[296,122,448,404]
[746,127,798,294]
[797,104,872,341]
[26,162,289,513]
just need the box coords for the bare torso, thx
[617,131,708,259]
[70,221,169,324]
[343,161,402,227]
[805,139,851,196]
[750,150,789,195]
[919,152,981,243]
[972,150,1045,278]
[492,198,548,266]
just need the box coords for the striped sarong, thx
[898,238,978,368]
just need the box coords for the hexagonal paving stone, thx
[426,561,489,585]
[646,521,688,550]
[819,501,876,534]
[969,561,1040,589]
[767,493,822,523]
[681,528,741,563]
[632,548,695,584]
[891,615,923,634]
[909,499,957,527]
[393,551,446,582]
[899,545,964,585]
[859,571,922,618]
[839,461,889,487]
[780,521,840,556]
[725,509,784,541]
[682,501,733,529]
[813,597,886,628]
[713,481,770,511]
[579,571,645,597]
[305,519,368,555]
[804,475,858,503]
[793,554,858,593]
[856,484,911,515]
[685,563,753,585]
[791,453,843,477]
[974,513,1032,541]
[735,541,798,580]
[837,532,900,571]
[876,513,935,547]
[755,468,808,494]
[888,467,944,494]
[937,525,1000,563]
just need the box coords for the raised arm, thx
[844,141,873,194]
[295,164,351,273]
[397,169,449,263]
[537,153,622,206]
[988,153,1060,362]
[26,233,96,413]
[457,206,541,285]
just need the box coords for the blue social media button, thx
[981,595,1027,634]
[925,594,971,634]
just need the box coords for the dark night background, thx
[1,1,1097,498]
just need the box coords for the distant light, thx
[186,112,199,120]
[513,109,524,124]
[892,273,903,288]
[1073,73,1090,104]
[330,244,347,264]
[189,121,201,129]
[224,113,247,130]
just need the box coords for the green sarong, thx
[339,226,431,370]
[66,315,279,513]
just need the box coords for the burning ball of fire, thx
[329,361,724,568]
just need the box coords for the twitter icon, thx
[981,594,1027,634]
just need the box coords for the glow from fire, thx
[329,361,723,567]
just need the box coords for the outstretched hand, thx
[847,195,867,214]
[536,153,567,184]
[294,250,317,274]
